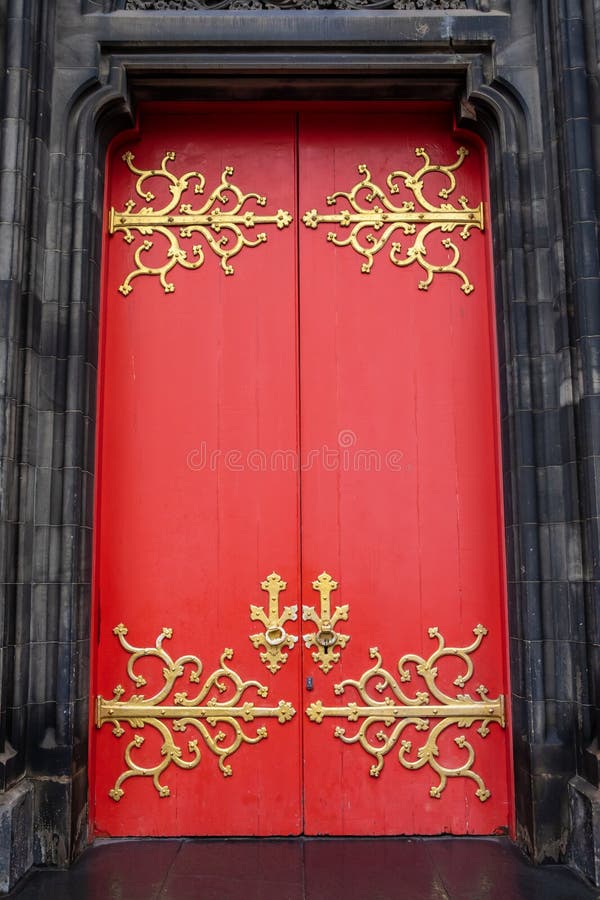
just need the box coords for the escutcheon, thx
[249,571,298,673]
[302,572,350,674]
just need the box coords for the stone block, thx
[0,779,33,894]
[568,775,600,886]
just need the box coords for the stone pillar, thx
[0,0,90,890]
[556,0,600,883]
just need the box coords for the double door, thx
[92,104,511,837]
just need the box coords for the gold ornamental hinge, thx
[96,624,296,801]
[306,624,505,801]
[108,151,293,295]
[302,146,484,294]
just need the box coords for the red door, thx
[92,104,512,837]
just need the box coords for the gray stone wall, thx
[0,0,598,890]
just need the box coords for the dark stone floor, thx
[8,837,599,899]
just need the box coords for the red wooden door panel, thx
[93,109,302,836]
[92,103,511,838]
[298,109,511,835]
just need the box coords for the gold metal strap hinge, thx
[306,624,505,801]
[96,624,296,801]
[302,146,484,293]
[108,151,292,295]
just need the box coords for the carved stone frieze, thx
[117,0,472,11]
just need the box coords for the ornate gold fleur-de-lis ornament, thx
[249,572,298,673]
[108,151,293,295]
[302,146,484,294]
[302,572,350,673]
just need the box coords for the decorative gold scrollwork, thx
[306,625,504,800]
[302,147,484,294]
[302,572,350,674]
[108,151,293,295]
[249,571,298,673]
[96,624,296,801]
